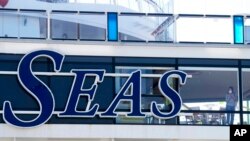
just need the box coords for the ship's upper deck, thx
[1,0,250,45]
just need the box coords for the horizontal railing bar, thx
[0,9,247,44]
[19,9,46,12]
[178,14,204,17]
[0,71,192,78]
[119,12,146,16]
[0,110,192,116]
[205,14,231,18]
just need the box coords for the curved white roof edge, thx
[4,0,135,12]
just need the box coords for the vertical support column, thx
[17,9,20,39]
[47,10,51,40]
[173,15,177,43]
[175,58,180,125]
[107,12,118,41]
[239,61,244,125]
[233,15,244,44]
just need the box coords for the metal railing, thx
[0,9,249,45]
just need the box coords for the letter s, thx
[151,70,187,119]
[3,50,64,127]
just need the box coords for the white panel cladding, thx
[0,139,112,141]
[0,124,229,140]
[0,40,248,59]
[0,139,228,141]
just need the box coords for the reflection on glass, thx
[116,114,176,125]
[0,11,18,38]
[19,11,47,39]
[245,18,250,44]
[242,69,250,111]
[116,0,173,13]
[115,66,175,95]
[79,13,106,40]
[119,15,174,42]
[0,10,47,39]
[51,12,78,40]
[176,17,204,42]
[176,17,233,43]
[115,66,176,124]
[117,96,172,111]
[243,114,250,125]
[179,113,240,125]
[180,67,239,112]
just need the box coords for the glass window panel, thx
[0,138,12,141]
[204,17,233,43]
[114,66,176,125]
[75,0,95,3]
[79,13,106,40]
[176,17,204,42]
[179,67,239,111]
[115,66,175,112]
[115,66,175,95]
[244,0,250,14]
[174,0,245,15]
[179,112,240,125]
[19,11,47,39]
[140,1,150,13]
[0,11,18,38]
[117,0,130,9]
[115,0,173,13]
[243,114,250,125]
[242,69,250,111]
[96,0,110,4]
[204,0,244,15]
[142,96,172,111]
[128,0,140,12]
[119,15,174,42]
[244,18,250,44]
[176,17,233,43]
[51,12,78,40]
[116,0,147,13]
[116,114,176,125]
[174,0,205,14]
[116,96,172,111]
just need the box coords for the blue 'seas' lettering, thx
[2,50,187,128]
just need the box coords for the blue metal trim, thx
[107,12,118,41]
[233,15,244,44]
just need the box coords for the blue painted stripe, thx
[233,16,244,44]
[107,12,118,41]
